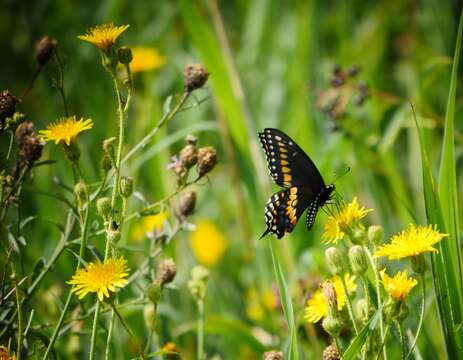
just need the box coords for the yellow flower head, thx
[322,197,373,244]
[380,269,417,301]
[190,219,227,267]
[130,47,166,73]
[132,211,168,242]
[40,116,93,146]
[78,23,129,51]
[304,273,357,323]
[0,345,16,360]
[68,257,129,301]
[246,287,278,322]
[374,224,447,260]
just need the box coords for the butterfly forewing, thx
[258,128,325,189]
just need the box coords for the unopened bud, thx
[35,35,57,67]
[120,176,133,198]
[263,350,283,360]
[106,228,121,243]
[368,225,384,245]
[411,254,427,274]
[179,143,198,169]
[118,46,133,65]
[184,64,209,92]
[325,247,344,276]
[179,191,196,216]
[323,343,340,360]
[74,181,88,209]
[96,197,112,220]
[351,227,366,245]
[349,245,368,276]
[197,146,217,177]
[158,258,177,286]
[322,313,343,337]
[147,281,162,304]
[101,154,112,172]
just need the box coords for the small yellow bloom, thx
[304,274,357,323]
[132,212,168,242]
[374,224,447,260]
[68,257,129,301]
[78,23,129,51]
[246,287,278,322]
[0,345,16,360]
[322,197,373,244]
[130,47,166,73]
[40,116,93,146]
[190,219,227,267]
[380,269,417,301]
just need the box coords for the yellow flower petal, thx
[78,23,129,51]
[380,269,417,301]
[39,116,93,146]
[130,47,166,73]
[375,224,447,260]
[190,219,227,267]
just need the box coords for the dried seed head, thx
[179,143,198,169]
[158,258,177,286]
[35,35,57,67]
[197,146,217,177]
[321,281,337,310]
[262,350,283,360]
[0,90,18,123]
[15,121,43,166]
[323,343,340,360]
[179,190,197,216]
[117,46,133,65]
[15,121,34,145]
[184,64,209,92]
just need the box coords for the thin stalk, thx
[89,301,101,360]
[376,321,391,360]
[333,337,342,357]
[364,246,387,360]
[362,278,370,360]
[53,51,69,117]
[105,309,116,360]
[406,274,425,359]
[144,304,157,353]
[197,299,205,360]
[341,275,359,334]
[398,322,406,360]
[13,271,23,360]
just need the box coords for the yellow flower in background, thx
[68,257,129,301]
[246,287,278,322]
[40,116,93,145]
[132,212,168,241]
[190,219,227,267]
[375,224,447,260]
[0,345,16,360]
[322,197,373,243]
[130,47,166,73]
[304,273,357,323]
[78,23,129,51]
[380,269,417,301]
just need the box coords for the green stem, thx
[362,277,370,360]
[376,321,391,360]
[398,322,406,360]
[89,301,101,360]
[364,246,387,360]
[105,309,116,360]
[144,304,157,353]
[406,274,426,359]
[197,299,205,360]
[13,271,23,360]
[333,337,342,356]
[341,275,359,334]
[111,302,145,359]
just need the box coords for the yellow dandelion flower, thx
[304,273,357,323]
[132,211,168,242]
[190,219,227,267]
[374,224,447,260]
[78,23,129,51]
[246,287,278,322]
[380,269,417,301]
[39,116,93,146]
[0,345,16,360]
[68,257,129,301]
[322,197,373,244]
[130,47,166,73]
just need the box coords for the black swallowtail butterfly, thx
[258,128,335,239]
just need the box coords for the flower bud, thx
[323,343,340,360]
[106,228,121,243]
[120,176,133,198]
[117,46,133,64]
[184,63,209,92]
[63,142,81,164]
[35,35,57,67]
[351,227,366,245]
[197,146,217,177]
[74,181,88,209]
[179,191,196,216]
[325,247,344,276]
[349,245,368,276]
[355,298,369,320]
[147,281,162,304]
[103,137,117,159]
[96,197,112,220]
[0,90,18,123]
[411,254,427,274]
[263,350,283,360]
[322,313,343,337]
[179,143,198,169]
[101,153,112,172]
[368,225,384,245]
[188,265,210,301]
[158,258,177,286]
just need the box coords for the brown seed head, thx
[158,258,177,286]
[35,35,57,67]
[197,146,217,177]
[179,190,197,216]
[179,143,198,169]
[184,64,209,92]
[263,350,283,360]
[0,90,18,123]
[321,281,337,310]
[15,121,35,145]
[15,122,43,166]
[323,343,340,360]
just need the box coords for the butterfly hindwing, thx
[258,128,325,189]
[262,187,311,239]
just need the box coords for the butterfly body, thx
[258,128,334,239]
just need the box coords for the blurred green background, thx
[1,0,462,358]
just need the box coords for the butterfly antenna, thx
[259,229,270,240]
